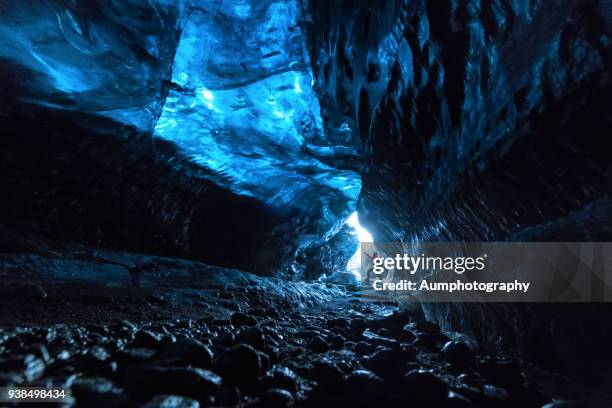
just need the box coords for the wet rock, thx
[403,369,448,399]
[80,346,116,377]
[447,390,473,407]
[236,327,265,350]
[87,346,111,361]
[295,329,323,340]
[363,347,405,377]
[217,344,261,386]
[377,328,392,337]
[0,354,48,382]
[309,360,344,386]
[134,330,164,349]
[154,338,213,368]
[118,320,138,331]
[398,343,418,361]
[344,370,383,402]
[541,401,584,408]
[477,358,523,389]
[71,376,131,407]
[377,311,413,332]
[309,336,329,353]
[214,385,241,406]
[452,383,483,404]
[263,366,298,392]
[413,332,441,350]
[213,331,235,347]
[260,388,294,408]
[401,324,416,342]
[116,348,157,367]
[326,318,349,328]
[456,373,484,387]
[363,346,413,378]
[410,320,441,334]
[124,365,221,401]
[258,351,271,373]
[24,343,51,363]
[328,334,345,349]
[353,341,375,355]
[442,341,474,368]
[176,320,193,330]
[482,384,509,400]
[143,395,200,408]
[231,312,257,327]
[349,319,368,337]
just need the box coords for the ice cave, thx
[1,0,612,406]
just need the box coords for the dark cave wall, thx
[0,107,291,273]
[305,0,612,242]
[304,0,612,381]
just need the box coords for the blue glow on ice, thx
[153,0,361,218]
[0,0,362,237]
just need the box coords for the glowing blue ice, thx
[0,0,362,245]
[154,0,361,223]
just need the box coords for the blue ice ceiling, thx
[0,0,362,236]
[155,1,360,211]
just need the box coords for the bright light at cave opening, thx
[346,212,373,242]
[346,212,373,282]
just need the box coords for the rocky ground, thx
[2,289,609,408]
[0,232,610,407]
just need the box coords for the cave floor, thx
[0,233,609,407]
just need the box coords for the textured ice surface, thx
[154,0,360,214]
[0,0,180,131]
[0,0,363,273]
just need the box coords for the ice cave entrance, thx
[346,212,373,282]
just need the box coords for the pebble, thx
[124,365,221,401]
[134,330,164,349]
[260,388,294,407]
[154,338,213,368]
[363,347,399,376]
[309,336,329,353]
[143,394,200,408]
[309,360,344,386]
[447,390,473,407]
[236,327,265,350]
[401,324,416,342]
[71,376,131,406]
[541,401,585,408]
[477,358,523,389]
[349,319,368,337]
[403,369,448,398]
[217,344,261,385]
[482,384,510,400]
[213,331,235,347]
[263,366,298,392]
[344,370,383,402]
[214,385,241,406]
[442,341,474,368]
